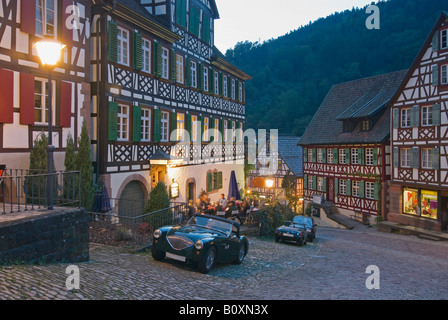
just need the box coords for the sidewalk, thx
[377,221,448,241]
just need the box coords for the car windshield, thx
[292,216,313,228]
[187,216,232,237]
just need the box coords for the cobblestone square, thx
[1,226,447,301]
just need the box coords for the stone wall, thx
[0,208,89,265]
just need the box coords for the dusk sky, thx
[214,0,379,52]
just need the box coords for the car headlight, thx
[154,229,162,239]
[194,240,204,250]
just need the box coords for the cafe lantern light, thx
[33,36,66,67]
[265,178,274,189]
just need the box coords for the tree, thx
[77,121,93,209]
[146,182,170,213]
[29,133,48,174]
[63,132,77,204]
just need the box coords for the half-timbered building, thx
[389,12,448,232]
[92,0,250,215]
[247,135,303,210]
[299,70,407,224]
[0,0,91,171]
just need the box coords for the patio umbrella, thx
[92,179,111,213]
[228,170,241,200]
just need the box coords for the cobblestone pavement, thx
[1,225,447,300]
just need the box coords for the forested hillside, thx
[225,0,448,135]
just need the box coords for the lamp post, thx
[34,36,66,210]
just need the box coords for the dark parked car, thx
[292,215,317,242]
[275,215,317,245]
[151,214,249,273]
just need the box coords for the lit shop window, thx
[420,190,438,220]
[403,188,419,215]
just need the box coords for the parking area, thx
[1,225,448,300]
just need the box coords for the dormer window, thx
[343,120,354,132]
[361,119,372,131]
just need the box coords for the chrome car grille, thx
[167,235,194,250]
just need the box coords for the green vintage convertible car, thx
[151,214,249,273]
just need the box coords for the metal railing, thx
[0,170,81,214]
[89,201,189,250]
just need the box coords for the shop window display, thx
[403,189,419,215]
[420,190,438,220]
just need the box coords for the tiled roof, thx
[299,70,408,146]
[277,136,303,177]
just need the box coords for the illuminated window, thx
[36,0,55,37]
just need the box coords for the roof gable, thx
[299,69,408,146]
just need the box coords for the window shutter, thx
[186,57,192,87]
[218,172,223,189]
[303,175,308,189]
[170,49,177,82]
[198,63,203,90]
[190,6,200,36]
[345,148,350,164]
[373,148,378,166]
[186,113,192,138]
[108,102,118,141]
[322,149,327,164]
[373,182,379,201]
[432,147,440,170]
[20,0,35,35]
[0,68,14,124]
[235,80,240,101]
[206,172,213,192]
[132,105,142,142]
[219,72,223,96]
[176,0,187,28]
[333,149,338,164]
[153,41,162,77]
[171,112,177,142]
[411,147,420,168]
[323,177,327,192]
[335,178,338,196]
[433,103,441,126]
[227,77,232,98]
[312,148,316,163]
[393,147,399,167]
[209,67,214,93]
[432,65,439,87]
[410,105,419,127]
[153,109,162,142]
[20,72,35,125]
[393,108,400,128]
[108,21,118,63]
[304,149,308,162]
[312,176,317,190]
[202,14,210,44]
[133,31,143,70]
[359,181,365,198]
[346,180,351,196]
[432,32,439,52]
[209,116,214,142]
[358,148,364,165]
[62,0,74,46]
[60,81,72,128]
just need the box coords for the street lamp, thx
[265,178,274,201]
[33,36,66,210]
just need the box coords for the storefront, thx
[388,184,447,232]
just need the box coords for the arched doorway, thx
[118,180,146,223]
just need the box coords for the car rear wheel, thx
[198,247,216,273]
[151,247,166,261]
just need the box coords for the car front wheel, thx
[151,247,166,261]
[198,247,216,273]
[233,244,247,265]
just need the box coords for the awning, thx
[251,177,266,188]
[149,149,183,166]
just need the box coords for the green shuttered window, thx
[108,21,118,63]
[108,102,118,141]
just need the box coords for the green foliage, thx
[29,133,48,174]
[225,0,448,135]
[252,203,296,237]
[146,182,170,213]
[64,132,76,171]
[77,121,93,209]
